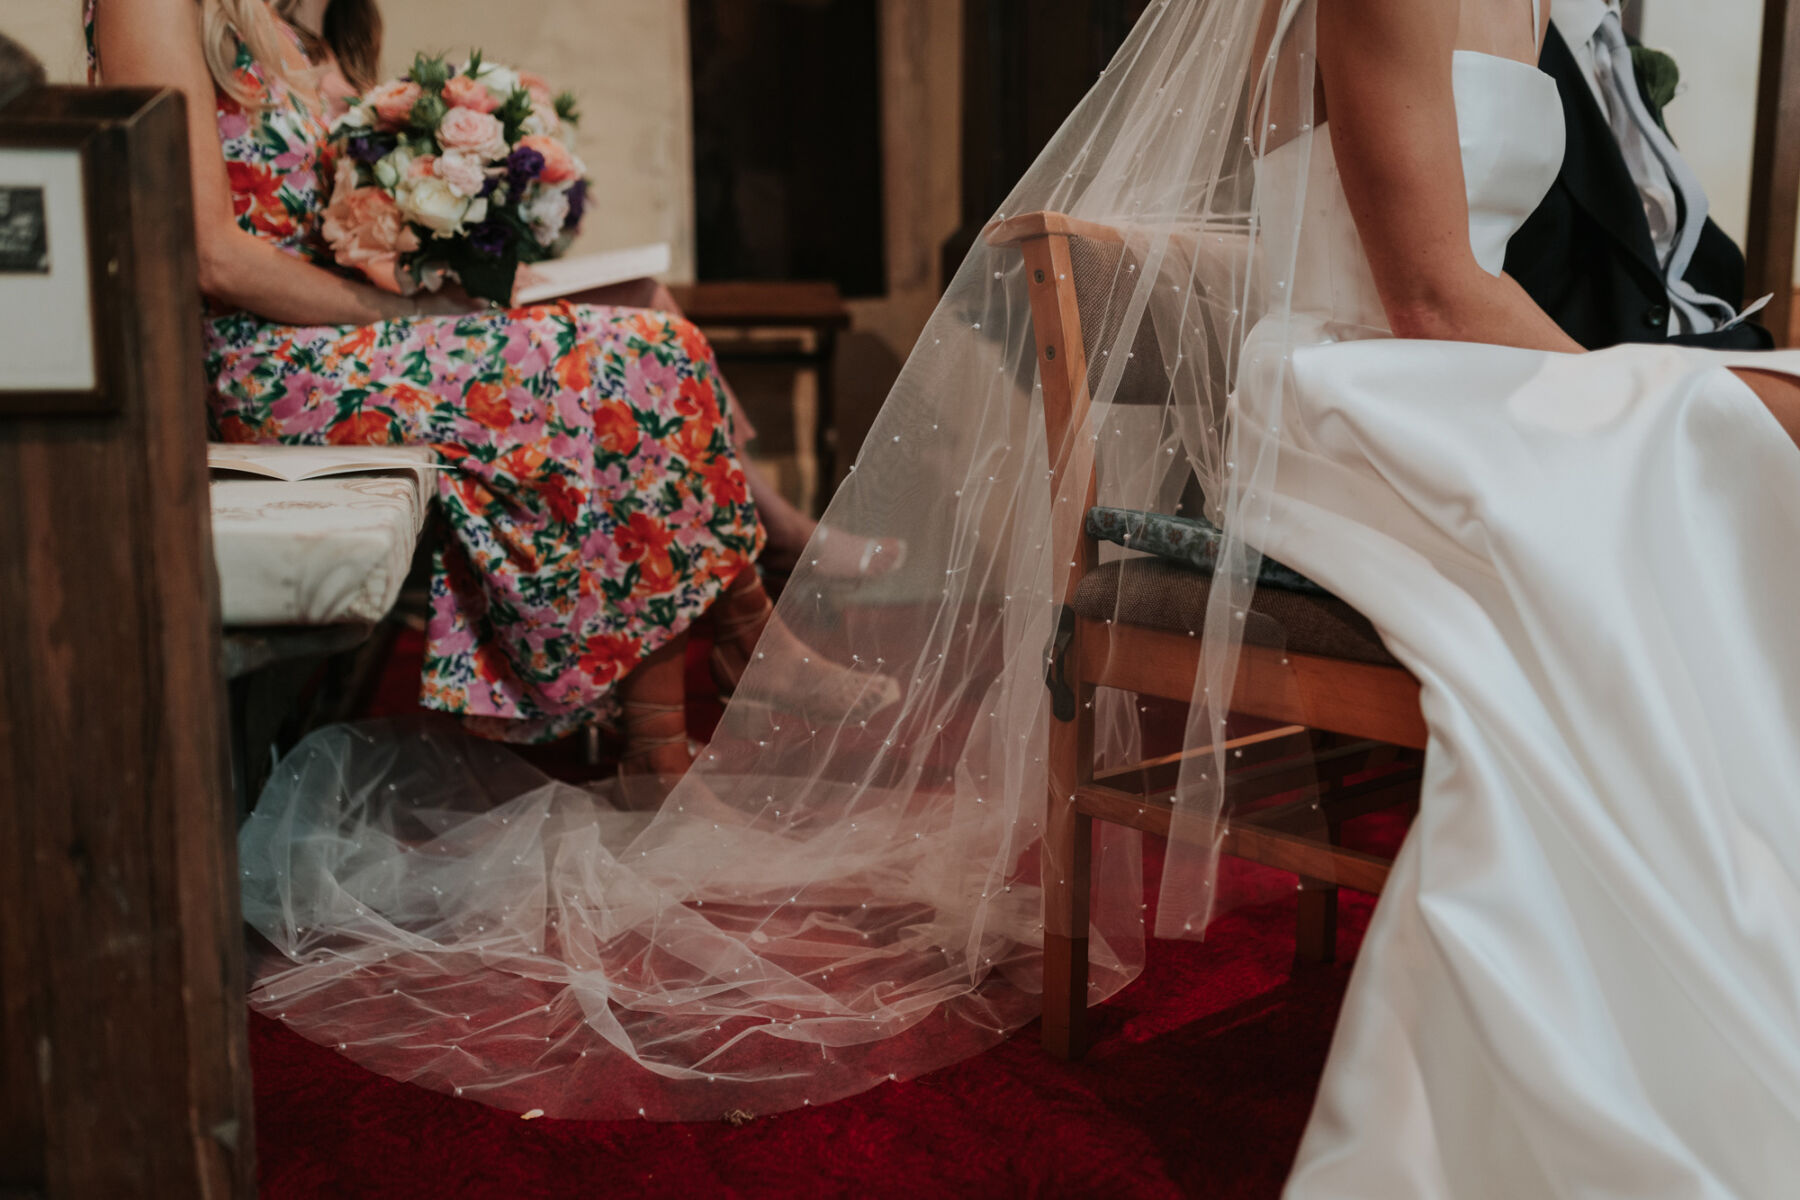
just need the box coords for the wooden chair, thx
[987,212,1430,1059]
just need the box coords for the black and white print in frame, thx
[0,184,50,274]
[0,100,110,416]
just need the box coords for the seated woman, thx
[88,0,897,779]
[289,0,903,586]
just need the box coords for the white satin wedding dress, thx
[1265,23,1800,1199]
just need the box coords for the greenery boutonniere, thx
[1631,45,1680,132]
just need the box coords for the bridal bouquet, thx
[321,52,589,305]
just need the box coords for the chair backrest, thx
[1063,234,1170,407]
[1060,221,1253,433]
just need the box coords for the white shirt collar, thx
[1551,0,1620,49]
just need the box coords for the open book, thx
[515,243,673,306]
[208,443,444,482]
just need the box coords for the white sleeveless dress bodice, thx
[1285,51,1566,334]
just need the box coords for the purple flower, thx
[505,146,546,194]
[468,220,510,258]
[347,134,395,165]
[564,179,588,232]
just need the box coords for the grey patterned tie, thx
[1594,11,1737,333]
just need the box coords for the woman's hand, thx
[409,288,479,318]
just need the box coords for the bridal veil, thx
[241,0,1327,1119]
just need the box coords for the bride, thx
[242,0,1800,1191]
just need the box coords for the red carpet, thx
[254,631,1391,1199]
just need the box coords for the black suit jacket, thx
[1504,27,1773,350]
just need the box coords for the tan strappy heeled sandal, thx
[708,590,774,704]
[612,700,696,808]
[707,590,902,723]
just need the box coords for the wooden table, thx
[667,281,850,496]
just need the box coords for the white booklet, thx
[515,243,673,306]
[208,442,444,482]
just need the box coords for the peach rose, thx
[442,74,500,114]
[407,154,438,180]
[519,71,555,106]
[434,151,488,198]
[366,79,422,130]
[437,106,509,162]
[518,134,580,185]
[321,159,420,294]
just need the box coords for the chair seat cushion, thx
[1086,506,1325,595]
[1071,557,1397,666]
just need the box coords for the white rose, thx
[462,61,521,104]
[522,183,570,247]
[398,175,480,237]
[521,100,560,139]
[332,102,374,136]
[373,145,416,191]
[434,151,488,198]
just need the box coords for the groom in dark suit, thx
[1505,0,1774,350]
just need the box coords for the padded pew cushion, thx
[211,472,430,627]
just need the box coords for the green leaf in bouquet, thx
[497,88,535,141]
[411,52,452,92]
[553,91,581,126]
[463,49,485,79]
[494,206,551,264]
[447,240,520,308]
[409,92,448,134]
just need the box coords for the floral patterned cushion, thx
[1085,506,1326,595]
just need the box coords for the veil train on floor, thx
[241,0,1324,1119]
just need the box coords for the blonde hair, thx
[200,0,303,108]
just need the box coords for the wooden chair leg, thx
[1294,877,1338,965]
[1041,796,1092,1059]
[1294,813,1343,965]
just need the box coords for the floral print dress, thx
[88,10,762,742]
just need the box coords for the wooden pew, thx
[1,86,434,1200]
[0,86,254,1200]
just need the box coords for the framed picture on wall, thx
[0,87,137,416]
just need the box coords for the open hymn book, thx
[207,443,444,482]
[514,243,673,306]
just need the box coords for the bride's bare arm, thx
[1316,0,1581,352]
[93,0,461,325]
